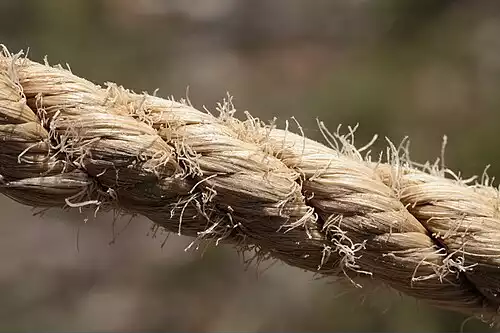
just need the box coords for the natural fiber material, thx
[1,47,500,323]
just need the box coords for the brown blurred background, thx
[1,0,499,331]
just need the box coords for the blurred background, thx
[0,0,499,331]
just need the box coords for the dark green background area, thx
[0,0,498,331]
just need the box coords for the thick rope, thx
[1,48,500,323]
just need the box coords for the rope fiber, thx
[1,47,500,323]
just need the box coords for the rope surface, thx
[1,48,499,322]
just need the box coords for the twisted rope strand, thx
[1,48,499,323]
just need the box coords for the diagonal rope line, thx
[0,47,499,324]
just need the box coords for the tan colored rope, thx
[1,47,500,323]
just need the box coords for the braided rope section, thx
[1,48,500,322]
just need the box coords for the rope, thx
[1,47,499,323]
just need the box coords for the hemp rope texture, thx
[0,47,499,324]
